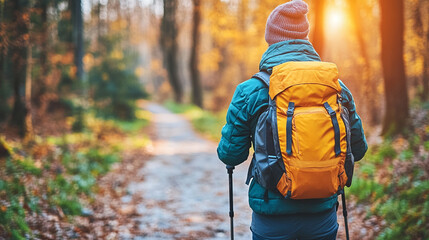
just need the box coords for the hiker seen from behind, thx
[217,0,368,239]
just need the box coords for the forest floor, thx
[86,102,378,240]
[1,102,382,240]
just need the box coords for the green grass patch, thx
[47,175,83,216]
[0,143,121,239]
[0,108,147,239]
[350,133,429,239]
[363,140,396,163]
[58,147,119,196]
[399,149,413,161]
[6,157,42,177]
[1,158,41,239]
[376,140,397,160]
[41,146,119,219]
[165,101,198,114]
[424,141,429,151]
[111,118,149,134]
[165,101,226,141]
[348,177,385,202]
[46,132,94,146]
[375,181,429,240]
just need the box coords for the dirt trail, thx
[128,103,252,239]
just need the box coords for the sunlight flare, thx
[327,9,345,29]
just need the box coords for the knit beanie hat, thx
[265,0,310,45]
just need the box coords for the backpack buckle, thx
[324,102,336,116]
[287,102,295,117]
[337,93,343,102]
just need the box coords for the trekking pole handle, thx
[226,165,235,173]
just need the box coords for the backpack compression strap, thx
[323,102,341,156]
[286,102,295,155]
[252,71,271,87]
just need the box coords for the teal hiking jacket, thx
[217,40,368,215]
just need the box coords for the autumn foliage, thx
[0,0,429,239]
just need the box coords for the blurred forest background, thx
[0,0,429,239]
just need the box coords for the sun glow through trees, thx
[327,8,345,30]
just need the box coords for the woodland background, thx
[0,0,428,239]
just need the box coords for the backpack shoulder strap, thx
[252,71,271,87]
[245,71,270,186]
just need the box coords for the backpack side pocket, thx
[253,100,285,191]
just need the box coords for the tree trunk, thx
[189,0,203,108]
[422,4,429,101]
[238,0,249,80]
[97,0,101,43]
[71,0,84,87]
[9,0,29,135]
[379,0,409,136]
[0,49,6,122]
[411,0,429,101]
[412,0,423,91]
[210,0,233,111]
[25,36,33,141]
[34,0,49,106]
[311,0,326,58]
[348,0,380,125]
[160,0,183,103]
[0,2,6,121]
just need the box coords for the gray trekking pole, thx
[341,190,350,240]
[226,165,235,240]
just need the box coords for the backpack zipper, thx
[293,108,327,117]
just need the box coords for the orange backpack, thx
[247,61,354,199]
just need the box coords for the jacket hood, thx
[259,40,321,72]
